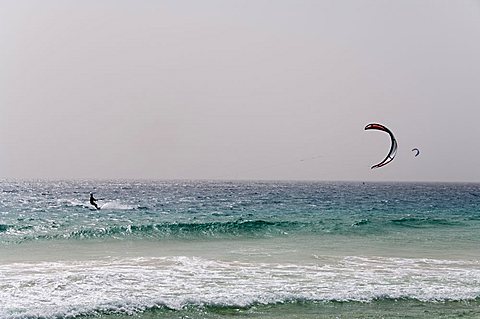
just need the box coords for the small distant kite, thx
[411,148,420,157]
[365,123,398,169]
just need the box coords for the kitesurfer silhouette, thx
[90,193,100,210]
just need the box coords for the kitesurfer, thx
[90,193,100,210]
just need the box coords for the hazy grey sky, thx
[1,0,480,181]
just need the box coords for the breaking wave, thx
[1,255,479,319]
[0,215,471,243]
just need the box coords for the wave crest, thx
[63,220,304,240]
[390,217,462,228]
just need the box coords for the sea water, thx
[0,180,479,318]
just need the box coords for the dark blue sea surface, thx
[1,180,479,318]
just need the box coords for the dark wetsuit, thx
[90,194,99,210]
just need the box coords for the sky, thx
[1,0,480,182]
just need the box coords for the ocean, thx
[0,180,479,318]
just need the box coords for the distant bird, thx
[411,148,420,157]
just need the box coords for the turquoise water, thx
[1,180,479,318]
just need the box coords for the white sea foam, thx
[54,199,135,211]
[0,255,479,318]
[100,201,135,210]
